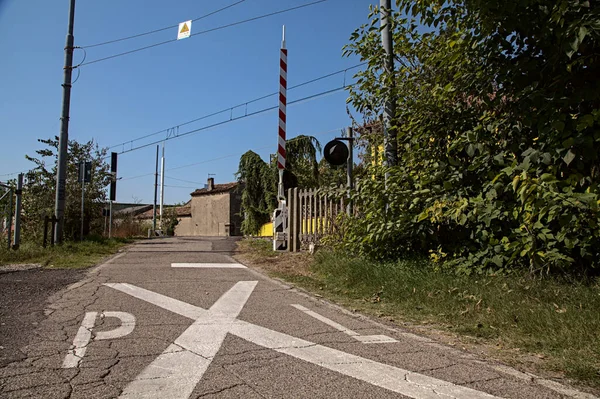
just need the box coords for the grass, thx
[237,239,600,389]
[0,236,131,269]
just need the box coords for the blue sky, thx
[0,0,376,204]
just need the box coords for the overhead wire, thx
[118,126,344,182]
[115,84,353,156]
[163,184,197,189]
[81,0,245,49]
[108,62,366,150]
[165,176,205,185]
[78,0,327,68]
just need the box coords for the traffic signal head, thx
[323,139,349,166]
[110,152,118,201]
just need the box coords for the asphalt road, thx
[0,237,596,399]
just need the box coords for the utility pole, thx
[54,0,77,244]
[0,182,13,250]
[152,145,159,235]
[80,161,85,241]
[13,174,23,249]
[159,142,165,229]
[380,0,397,182]
[109,152,117,239]
[346,127,354,216]
[7,188,13,250]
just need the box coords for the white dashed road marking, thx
[291,304,397,344]
[171,262,247,268]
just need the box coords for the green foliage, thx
[22,137,112,242]
[303,250,600,385]
[237,136,323,235]
[164,207,179,236]
[0,236,130,268]
[286,135,322,188]
[340,0,600,275]
[236,151,276,235]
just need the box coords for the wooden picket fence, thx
[286,187,347,252]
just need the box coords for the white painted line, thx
[105,283,502,399]
[229,320,498,399]
[354,335,398,344]
[171,263,247,269]
[291,304,398,344]
[62,311,97,368]
[104,283,206,320]
[117,281,257,399]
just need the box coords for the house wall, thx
[191,192,232,236]
[174,216,193,236]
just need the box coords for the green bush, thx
[339,0,600,276]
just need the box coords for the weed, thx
[0,237,131,269]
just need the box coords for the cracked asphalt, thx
[0,237,597,399]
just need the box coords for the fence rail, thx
[286,187,346,252]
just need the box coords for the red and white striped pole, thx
[277,26,287,200]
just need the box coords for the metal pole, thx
[7,189,13,250]
[346,127,354,216]
[108,200,113,238]
[152,145,159,234]
[54,0,77,244]
[13,174,23,249]
[277,25,287,201]
[80,162,85,241]
[380,0,397,182]
[159,142,165,229]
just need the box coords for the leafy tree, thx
[341,0,600,275]
[23,137,112,241]
[236,135,322,235]
[236,151,276,235]
[286,135,322,188]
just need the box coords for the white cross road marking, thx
[104,282,501,399]
[63,311,136,368]
[171,263,247,268]
[291,304,398,344]
[115,281,257,399]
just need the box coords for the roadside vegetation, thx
[236,239,600,390]
[0,236,130,269]
[0,136,152,269]
[235,1,600,388]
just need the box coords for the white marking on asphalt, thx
[105,283,502,399]
[95,311,136,340]
[116,281,257,399]
[62,311,97,368]
[291,304,398,344]
[171,262,247,268]
[230,321,498,399]
[62,311,136,368]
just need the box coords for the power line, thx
[108,62,366,150]
[115,85,353,156]
[120,172,154,182]
[82,1,245,49]
[118,127,343,181]
[78,0,327,67]
[166,176,205,185]
[167,148,271,172]
[164,184,197,189]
